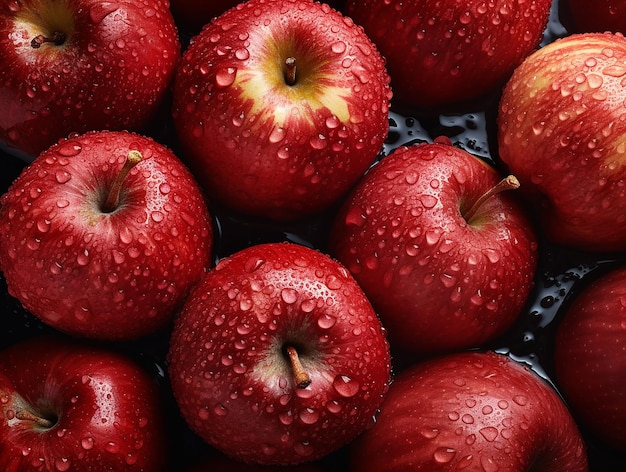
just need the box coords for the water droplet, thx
[299,407,319,424]
[216,67,237,87]
[317,313,337,329]
[281,288,298,304]
[332,374,360,398]
[331,41,347,54]
[105,441,120,454]
[81,437,95,450]
[89,3,119,24]
[54,170,71,184]
[433,447,456,464]
[479,426,499,442]
[55,458,71,471]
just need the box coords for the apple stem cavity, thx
[464,174,520,222]
[31,31,67,49]
[102,150,143,213]
[285,345,311,389]
[284,57,297,86]
[15,408,56,429]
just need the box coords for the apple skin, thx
[0,130,213,340]
[171,0,392,221]
[0,0,180,159]
[345,0,552,110]
[553,266,626,453]
[0,335,169,471]
[498,32,626,253]
[349,351,588,471]
[167,242,391,465]
[328,141,538,356]
[560,0,626,34]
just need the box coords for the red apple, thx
[350,350,588,471]
[0,335,169,471]
[560,0,626,34]
[0,130,213,340]
[345,0,552,110]
[498,32,626,252]
[171,0,392,220]
[167,242,391,465]
[0,0,180,159]
[328,140,538,356]
[553,266,626,453]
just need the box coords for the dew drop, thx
[332,375,360,397]
[281,288,298,304]
[216,67,237,87]
[317,313,337,329]
[81,437,95,450]
[89,3,119,24]
[433,447,456,464]
[55,171,71,184]
[299,407,319,424]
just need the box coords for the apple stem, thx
[464,174,520,222]
[284,57,297,86]
[102,150,143,213]
[15,409,55,429]
[285,345,311,389]
[31,32,66,49]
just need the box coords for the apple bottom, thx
[349,351,588,471]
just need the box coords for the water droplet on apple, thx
[280,288,298,304]
[512,395,528,406]
[299,407,319,424]
[36,218,51,233]
[81,437,95,450]
[279,410,294,425]
[331,41,347,54]
[294,441,314,457]
[213,403,228,416]
[480,455,500,471]
[309,134,328,150]
[317,313,337,329]
[269,126,285,143]
[89,3,119,24]
[54,458,71,471]
[433,447,456,464]
[105,442,120,454]
[332,374,360,398]
[57,142,82,157]
[420,427,440,439]
[235,48,250,60]
[215,67,237,87]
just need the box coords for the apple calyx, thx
[14,408,56,429]
[463,174,520,222]
[284,57,297,86]
[284,345,311,389]
[31,32,67,49]
[102,150,143,213]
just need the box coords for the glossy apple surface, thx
[172,0,391,220]
[350,351,588,471]
[0,335,169,471]
[0,0,180,159]
[554,266,626,453]
[329,141,538,355]
[168,242,391,465]
[498,32,626,252]
[346,0,552,110]
[0,130,213,340]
